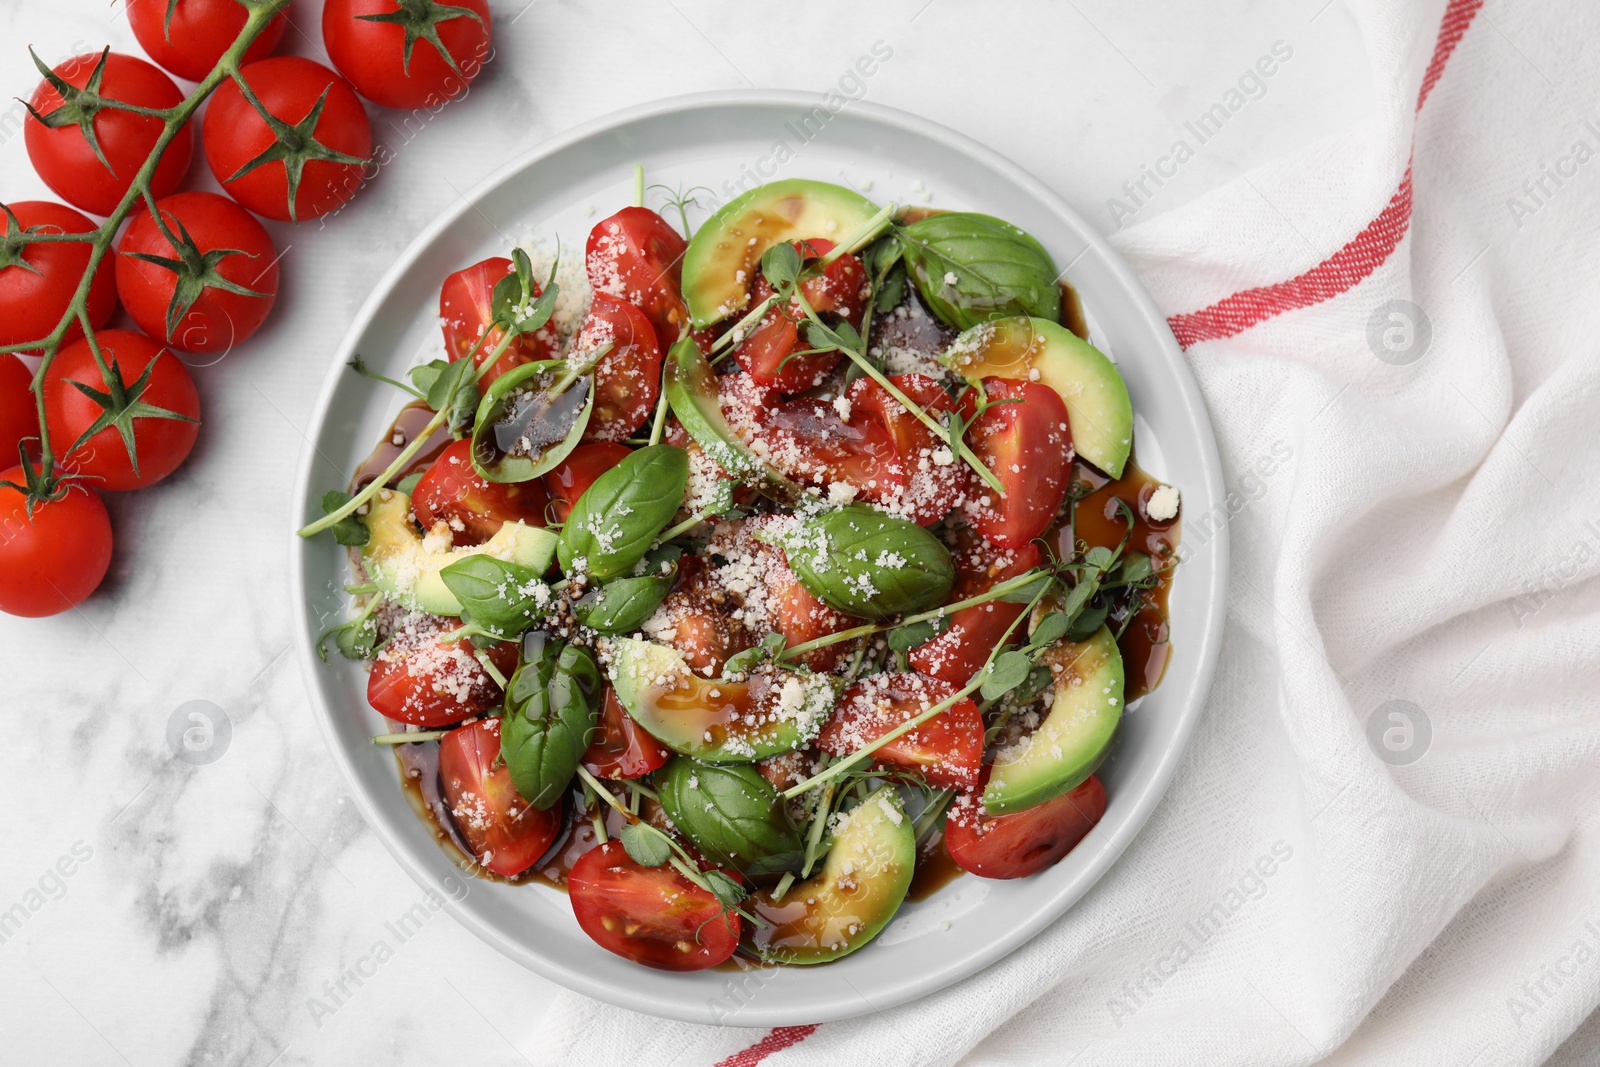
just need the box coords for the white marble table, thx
[0,1,1369,1062]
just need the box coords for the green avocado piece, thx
[360,490,558,616]
[946,315,1134,478]
[681,179,880,328]
[606,638,833,762]
[981,626,1124,815]
[744,785,914,964]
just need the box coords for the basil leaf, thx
[573,564,677,634]
[321,490,368,546]
[438,555,544,638]
[783,505,954,621]
[980,649,1033,701]
[557,444,689,580]
[470,360,592,484]
[886,614,949,655]
[656,758,803,876]
[619,820,672,867]
[501,644,600,810]
[896,213,1060,330]
[874,261,907,314]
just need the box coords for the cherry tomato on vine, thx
[847,372,964,525]
[24,51,192,217]
[818,672,983,790]
[42,330,199,492]
[541,441,630,523]
[944,775,1106,879]
[322,0,492,111]
[0,471,113,618]
[126,0,290,83]
[567,840,740,971]
[586,207,698,353]
[115,191,280,354]
[732,238,867,393]
[203,56,373,223]
[910,536,1041,687]
[412,438,549,545]
[439,718,561,878]
[582,687,671,780]
[0,357,36,463]
[0,201,118,350]
[366,617,515,727]
[959,377,1072,548]
[439,256,558,388]
[577,292,662,443]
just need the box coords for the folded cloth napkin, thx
[547,0,1600,1062]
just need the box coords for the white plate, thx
[289,91,1227,1026]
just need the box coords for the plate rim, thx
[288,88,1229,1025]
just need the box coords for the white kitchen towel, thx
[546,0,1600,1063]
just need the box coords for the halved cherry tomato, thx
[577,292,662,443]
[959,377,1072,548]
[412,438,548,546]
[582,687,671,779]
[945,775,1106,879]
[541,441,631,523]
[0,471,112,618]
[0,356,37,462]
[439,256,558,388]
[910,536,1041,686]
[731,239,867,393]
[366,617,516,727]
[127,0,290,82]
[648,556,754,675]
[567,840,740,971]
[439,718,560,878]
[817,672,982,790]
[585,207,698,352]
[847,373,964,525]
[753,391,896,492]
[0,201,118,349]
[732,516,854,672]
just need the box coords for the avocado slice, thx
[607,637,833,762]
[681,179,880,328]
[982,626,1124,815]
[945,316,1134,478]
[360,489,558,616]
[744,785,914,964]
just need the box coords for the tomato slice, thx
[910,537,1041,686]
[817,672,982,790]
[567,840,740,971]
[731,239,867,393]
[439,719,562,878]
[847,373,964,525]
[959,377,1072,548]
[582,687,671,779]
[366,617,516,727]
[439,256,559,387]
[577,292,663,443]
[647,556,755,675]
[752,391,898,493]
[585,207,697,352]
[724,516,855,672]
[412,439,549,546]
[541,441,631,523]
[945,775,1106,879]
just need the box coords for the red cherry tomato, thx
[945,775,1106,879]
[439,718,560,878]
[577,292,662,443]
[582,687,671,779]
[817,672,982,790]
[0,471,113,618]
[0,201,118,349]
[412,438,549,546]
[0,356,35,462]
[745,388,896,493]
[322,0,492,111]
[732,239,867,393]
[567,840,740,971]
[203,57,372,222]
[127,0,290,82]
[366,617,515,727]
[734,517,854,672]
[586,207,697,352]
[847,373,964,525]
[25,52,192,217]
[647,557,755,676]
[439,256,558,388]
[43,330,199,492]
[959,377,1072,548]
[910,537,1041,687]
[115,192,280,354]
[541,441,630,523]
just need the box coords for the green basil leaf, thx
[573,565,677,634]
[438,555,544,638]
[980,649,1033,702]
[874,260,907,314]
[470,359,592,484]
[321,490,369,546]
[619,820,672,867]
[886,614,949,655]
[557,444,689,580]
[896,213,1059,330]
[783,505,954,621]
[501,644,600,810]
[656,757,803,876]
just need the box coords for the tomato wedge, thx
[910,537,1041,686]
[959,377,1072,548]
[440,719,561,878]
[585,207,697,352]
[945,775,1106,879]
[439,256,559,387]
[719,517,855,672]
[582,687,671,779]
[847,373,964,525]
[647,556,755,675]
[732,239,867,393]
[754,391,897,492]
[366,617,516,727]
[412,439,549,546]
[577,292,662,443]
[817,672,982,790]
[567,840,740,971]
